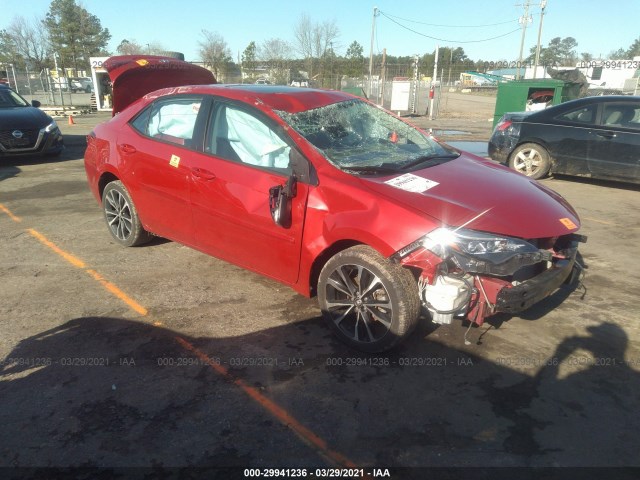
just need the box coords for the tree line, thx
[1,0,639,85]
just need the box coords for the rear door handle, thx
[191,167,216,181]
[592,131,617,139]
[118,144,137,154]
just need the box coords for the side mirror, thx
[269,174,297,228]
[31,100,41,108]
[290,148,316,185]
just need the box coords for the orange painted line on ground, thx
[0,203,22,223]
[28,228,86,268]
[27,228,147,316]
[175,336,357,468]
[22,221,354,467]
[85,269,148,316]
[584,217,616,226]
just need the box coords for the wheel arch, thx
[98,171,120,202]
[308,239,364,297]
[511,138,557,170]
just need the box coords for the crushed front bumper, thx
[495,245,580,314]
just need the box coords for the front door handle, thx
[191,167,216,181]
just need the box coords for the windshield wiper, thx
[342,164,400,175]
[401,153,460,171]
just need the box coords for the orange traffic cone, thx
[68,115,75,125]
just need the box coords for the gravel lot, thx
[1,94,639,477]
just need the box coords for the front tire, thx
[508,143,551,180]
[318,245,420,352]
[102,181,152,247]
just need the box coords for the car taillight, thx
[496,119,513,131]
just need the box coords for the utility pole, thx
[368,7,378,100]
[411,55,419,114]
[380,48,386,106]
[430,45,439,120]
[516,0,532,80]
[54,53,64,108]
[533,0,548,78]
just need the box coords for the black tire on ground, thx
[508,142,551,180]
[102,180,152,247]
[318,245,421,352]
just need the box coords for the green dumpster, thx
[493,79,580,127]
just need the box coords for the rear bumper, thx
[495,246,579,314]
[487,136,517,164]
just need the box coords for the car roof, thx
[103,55,361,115]
[148,84,357,114]
[547,95,640,109]
[524,95,640,119]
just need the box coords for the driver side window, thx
[207,103,291,173]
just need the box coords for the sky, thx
[1,0,639,63]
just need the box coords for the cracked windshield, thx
[278,99,459,173]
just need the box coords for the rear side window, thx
[556,105,597,125]
[130,96,204,146]
[601,103,640,130]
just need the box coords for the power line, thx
[379,11,523,28]
[378,10,522,44]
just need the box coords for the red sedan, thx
[84,56,586,352]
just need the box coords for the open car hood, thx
[103,55,216,115]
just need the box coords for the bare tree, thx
[198,30,232,78]
[3,16,50,71]
[261,38,291,64]
[116,39,144,55]
[260,37,292,84]
[116,39,167,55]
[293,14,339,79]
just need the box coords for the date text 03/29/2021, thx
[243,468,391,478]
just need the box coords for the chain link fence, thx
[4,62,463,117]
[2,67,95,110]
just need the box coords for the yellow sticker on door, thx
[169,155,180,168]
[559,217,577,230]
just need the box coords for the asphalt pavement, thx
[1,100,639,478]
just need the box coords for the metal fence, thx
[3,67,94,109]
[4,63,447,117]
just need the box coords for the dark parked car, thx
[0,84,64,158]
[489,95,640,183]
[85,56,586,352]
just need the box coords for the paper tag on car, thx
[385,173,439,193]
[169,155,180,168]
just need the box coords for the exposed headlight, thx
[44,120,59,133]
[424,227,539,264]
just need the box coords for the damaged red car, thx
[84,56,586,352]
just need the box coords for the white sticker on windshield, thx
[384,173,439,193]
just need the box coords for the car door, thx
[545,104,597,176]
[587,101,640,182]
[119,95,206,245]
[189,99,311,285]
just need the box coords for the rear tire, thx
[102,181,152,247]
[318,245,420,352]
[508,143,550,180]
